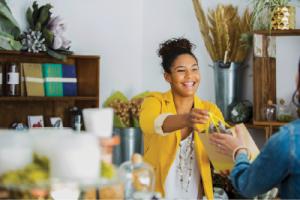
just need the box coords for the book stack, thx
[10,63,79,97]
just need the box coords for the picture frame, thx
[50,117,63,128]
[27,115,44,128]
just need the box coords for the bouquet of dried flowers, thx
[103,91,149,128]
[192,0,252,63]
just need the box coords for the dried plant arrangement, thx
[192,0,252,63]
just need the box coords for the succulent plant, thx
[21,29,47,53]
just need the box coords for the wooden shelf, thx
[0,96,98,101]
[0,50,100,128]
[253,29,300,36]
[253,120,287,127]
[0,50,100,60]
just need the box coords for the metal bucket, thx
[120,127,143,163]
[112,128,122,166]
[212,62,244,120]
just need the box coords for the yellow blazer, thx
[139,90,224,199]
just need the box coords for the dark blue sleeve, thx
[229,129,290,198]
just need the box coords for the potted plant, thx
[103,91,149,164]
[192,0,252,120]
[251,0,299,30]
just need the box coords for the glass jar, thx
[69,107,82,132]
[5,63,20,96]
[276,99,293,122]
[118,153,155,199]
[0,63,3,96]
[262,100,276,121]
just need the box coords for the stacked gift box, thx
[21,63,78,97]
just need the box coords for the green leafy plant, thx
[0,0,22,50]
[103,91,149,128]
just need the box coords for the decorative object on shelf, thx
[22,63,45,97]
[0,0,22,50]
[118,153,155,199]
[62,64,77,96]
[262,100,277,121]
[192,1,252,120]
[27,115,44,128]
[69,106,82,132]
[50,117,63,128]
[250,0,298,30]
[229,100,253,123]
[20,29,47,53]
[276,99,294,122]
[271,6,295,30]
[5,63,20,96]
[23,1,72,60]
[11,122,28,131]
[42,63,63,97]
[0,63,3,96]
[47,16,71,50]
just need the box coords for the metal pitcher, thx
[212,62,244,120]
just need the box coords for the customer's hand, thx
[219,170,230,177]
[209,125,244,156]
[186,108,209,132]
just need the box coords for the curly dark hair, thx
[158,38,197,73]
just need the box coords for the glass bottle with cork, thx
[262,100,276,121]
[5,63,20,96]
[276,99,293,122]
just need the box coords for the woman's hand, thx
[209,125,244,156]
[186,108,209,132]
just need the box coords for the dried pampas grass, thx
[192,0,252,63]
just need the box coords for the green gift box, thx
[42,63,63,96]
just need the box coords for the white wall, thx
[9,0,300,105]
[142,0,250,102]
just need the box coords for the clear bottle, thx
[118,153,155,199]
[0,63,3,96]
[276,99,293,122]
[5,63,20,96]
[263,100,276,121]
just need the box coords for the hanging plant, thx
[23,1,72,60]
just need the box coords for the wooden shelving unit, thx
[0,50,100,128]
[0,96,98,101]
[254,29,300,36]
[252,29,300,139]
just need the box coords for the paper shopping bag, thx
[198,123,260,172]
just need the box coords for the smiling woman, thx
[139,38,225,199]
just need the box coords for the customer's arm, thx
[230,129,290,198]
